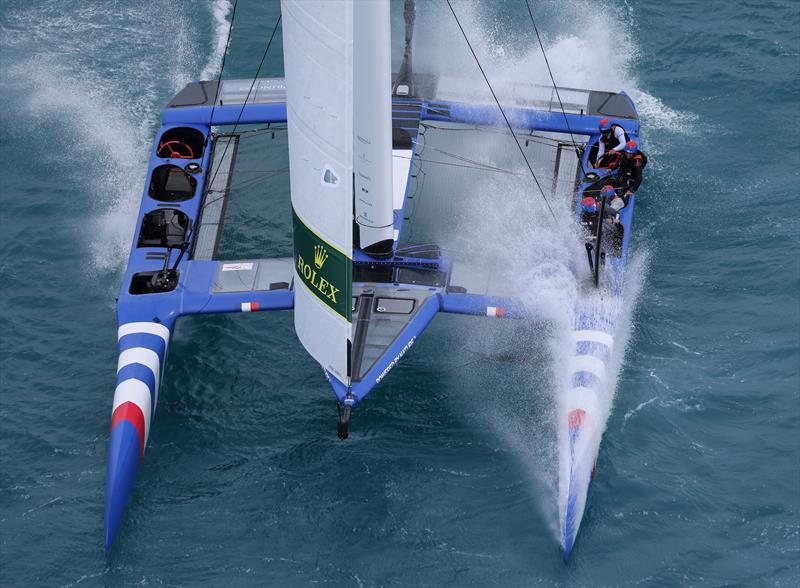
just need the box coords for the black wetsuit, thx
[616,150,648,192]
[596,125,630,168]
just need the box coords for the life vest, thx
[619,150,647,173]
[602,124,630,151]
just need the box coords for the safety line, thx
[197,12,283,228]
[204,13,282,201]
[523,0,587,176]
[445,0,557,222]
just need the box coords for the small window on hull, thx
[353,265,394,283]
[129,271,179,295]
[156,127,205,159]
[137,209,190,248]
[149,165,197,202]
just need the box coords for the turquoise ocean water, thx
[1,0,798,585]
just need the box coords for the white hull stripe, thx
[112,379,152,443]
[117,348,161,393]
[572,329,614,350]
[571,355,607,381]
[570,386,596,396]
[118,322,170,344]
[567,387,599,406]
[563,388,599,422]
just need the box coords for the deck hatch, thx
[375,297,415,314]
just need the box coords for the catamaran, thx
[104,0,644,560]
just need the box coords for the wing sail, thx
[281,0,354,384]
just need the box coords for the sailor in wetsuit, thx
[587,185,627,254]
[595,118,629,168]
[580,185,624,232]
[603,184,627,216]
[581,185,627,255]
[580,195,600,232]
[616,140,648,196]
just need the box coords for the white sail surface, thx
[353,0,395,256]
[281,0,354,384]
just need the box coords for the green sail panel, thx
[292,209,352,322]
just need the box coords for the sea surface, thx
[1,0,798,586]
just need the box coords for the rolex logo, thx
[314,245,329,269]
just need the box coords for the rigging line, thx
[232,168,290,174]
[399,153,524,176]
[230,172,287,190]
[420,122,567,152]
[209,0,238,131]
[425,145,521,173]
[422,121,556,141]
[421,119,565,144]
[421,123,564,150]
[444,0,557,222]
[216,125,287,138]
[205,13,282,193]
[199,12,283,220]
[523,0,587,176]
[165,1,237,268]
[429,146,508,170]
[417,157,522,176]
[236,127,287,138]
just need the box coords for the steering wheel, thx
[157,140,194,159]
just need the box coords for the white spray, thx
[409,0,680,544]
[2,0,233,280]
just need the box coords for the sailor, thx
[581,195,598,216]
[580,187,620,231]
[599,185,625,222]
[580,187,625,255]
[616,140,648,194]
[600,184,626,252]
[595,118,629,168]
[580,195,600,232]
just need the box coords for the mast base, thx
[360,238,395,259]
